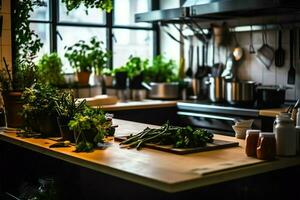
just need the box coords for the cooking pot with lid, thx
[225,81,256,106]
[256,85,290,108]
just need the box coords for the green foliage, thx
[21,83,60,118]
[62,0,113,13]
[68,107,112,152]
[37,53,65,86]
[13,0,44,91]
[144,55,179,83]
[123,56,148,78]
[102,68,112,76]
[120,122,214,150]
[65,37,111,74]
[55,92,87,122]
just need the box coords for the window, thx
[28,0,158,73]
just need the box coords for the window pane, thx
[30,23,50,61]
[114,0,151,27]
[59,2,105,24]
[30,0,50,21]
[113,29,153,68]
[57,26,107,73]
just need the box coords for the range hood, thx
[135,0,300,25]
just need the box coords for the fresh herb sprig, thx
[120,122,214,150]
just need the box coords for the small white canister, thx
[274,114,296,156]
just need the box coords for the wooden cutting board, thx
[77,95,118,106]
[115,136,239,155]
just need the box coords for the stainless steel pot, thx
[142,82,179,99]
[205,77,225,102]
[225,81,256,105]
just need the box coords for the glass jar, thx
[274,114,296,156]
[256,132,276,160]
[245,130,260,157]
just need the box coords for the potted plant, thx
[0,1,44,128]
[143,55,180,99]
[65,37,110,86]
[102,68,113,87]
[125,56,148,89]
[113,67,128,89]
[37,53,65,87]
[68,107,114,152]
[21,83,61,137]
[55,92,86,142]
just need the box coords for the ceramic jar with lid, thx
[274,114,296,156]
[245,130,260,157]
[256,132,276,160]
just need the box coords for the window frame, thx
[13,0,160,70]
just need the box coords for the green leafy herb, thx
[68,107,113,152]
[64,37,111,74]
[120,122,214,150]
[144,55,179,83]
[37,53,65,86]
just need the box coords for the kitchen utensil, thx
[256,28,275,70]
[221,52,235,79]
[256,85,290,108]
[233,31,244,61]
[288,29,295,84]
[195,44,207,78]
[142,82,179,99]
[205,76,225,102]
[186,41,193,78]
[275,30,285,67]
[249,25,255,54]
[225,81,256,106]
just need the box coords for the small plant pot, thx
[38,115,60,138]
[3,92,23,128]
[103,75,113,87]
[129,73,144,89]
[74,129,98,144]
[57,117,75,142]
[77,71,91,86]
[115,72,127,89]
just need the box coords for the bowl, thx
[232,125,249,139]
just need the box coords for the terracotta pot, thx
[77,71,91,86]
[3,92,23,128]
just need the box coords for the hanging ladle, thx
[232,30,244,61]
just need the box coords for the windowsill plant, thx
[36,53,65,87]
[64,37,111,86]
[125,56,148,89]
[144,55,179,83]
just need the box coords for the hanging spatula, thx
[288,29,295,85]
[275,30,285,67]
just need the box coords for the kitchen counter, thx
[1,119,300,193]
[99,100,177,111]
[259,108,287,118]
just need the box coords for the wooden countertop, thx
[99,100,177,111]
[1,119,300,193]
[259,108,287,117]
